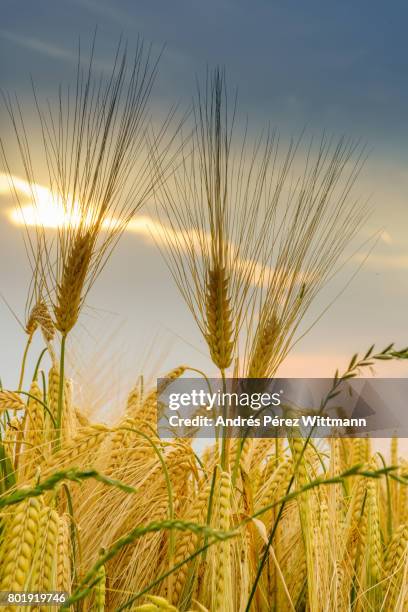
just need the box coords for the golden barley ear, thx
[0,391,25,413]
[56,514,71,594]
[30,507,59,595]
[213,470,233,612]
[35,301,55,342]
[54,232,94,335]
[204,266,233,371]
[384,524,408,609]
[19,380,46,479]
[25,308,39,337]
[247,315,278,378]
[171,483,211,605]
[25,300,55,341]
[94,564,106,611]
[155,68,280,374]
[0,496,43,592]
[2,37,177,342]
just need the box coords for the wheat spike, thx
[213,470,232,612]
[54,233,94,335]
[31,507,59,607]
[0,497,43,595]
[48,366,59,424]
[356,478,382,610]
[105,416,149,475]
[383,524,408,609]
[256,458,293,518]
[25,305,39,337]
[171,484,211,604]
[247,315,279,378]
[94,564,106,611]
[56,514,71,594]
[41,424,110,475]
[0,391,25,413]
[19,380,46,479]
[205,266,233,370]
[26,300,55,342]
[4,38,170,342]
[146,594,178,610]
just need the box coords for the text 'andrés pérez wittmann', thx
[157,378,408,439]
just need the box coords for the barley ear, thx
[26,300,55,342]
[205,266,233,370]
[30,507,59,601]
[0,497,43,595]
[213,470,232,612]
[94,564,106,611]
[247,315,279,378]
[54,233,93,335]
[56,514,71,594]
[19,381,46,479]
[0,391,25,413]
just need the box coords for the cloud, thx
[0,172,278,288]
[0,30,76,62]
[0,29,114,74]
[0,172,159,236]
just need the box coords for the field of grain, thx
[0,42,407,611]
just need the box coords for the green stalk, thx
[17,333,33,392]
[118,541,216,611]
[0,468,137,509]
[55,334,67,451]
[32,348,48,382]
[15,390,56,427]
[62,483,80,589]
[63,519,233,609]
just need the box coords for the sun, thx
[1,172,85,229]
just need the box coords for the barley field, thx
[0,42,407,612]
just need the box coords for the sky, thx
[0,0,408,424]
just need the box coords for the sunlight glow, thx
[1,173,188,244]
[3,173,89,229]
